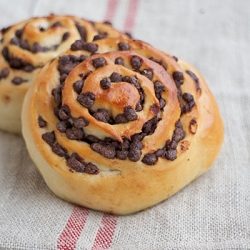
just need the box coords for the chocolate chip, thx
[20,40,30,50]
[75,23,86,41]
[0,68,9,78]
[149,56,166,70]
[32,42,43,53]
[77,92,95,108]
[60,73,68,84]
[92,57,106,68]
[165,149,177,161]
[142,153,157,165]
[118,42,130,51]
[182,93,194,102]
[110,72,122,82]
[124,106,138,121]
[52,143,67,157]
[58,105,71,120]
[155,148,166,158]
[62,32,70,41]
[2,47,9,61]
[115,114,128,124]
[93,34,107,41]
[39,27,46,32]
[154,81,165,93]
[102,145,116,159]
[173,127,186,143]
[84,43,98,54]
[103,21,112,25]
[130,56,142,70]
[66,127,84,140]
[159,98,166,109]
[38,116,47,128]
[42,131,55,146]
[128,148,141,162]
[130,140,143,150]
[67,153,85,172]
[73,80,84,94]
[173,71,184,88]
[85,163,99,174]
[135,102,143,111]
[141,69,153,80]
[97,109,110,122]
[122,76,140,89]
[15,29,23,38]
[10,37,20,46]
[114,57,124,65]
[86,135,99,143]
[1,26,11,34]
[56,120,70,133]
[73,116,89,128]
[24,64,34,72]
[93,111,108,123]
[52,87,62,104]
[71,40,85,51]
[150,104,160,115]
[51,21,61,28]
[11,77,27,85]
[100,77,111,90]
[173,56,178,61]
[175,120,182,128]
[116,150,128,160]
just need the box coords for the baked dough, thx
[0,14,128,134]
[22,37,224,215]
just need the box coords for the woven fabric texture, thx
[0,0,249,249]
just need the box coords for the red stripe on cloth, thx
[104,0,119,22]
[124,0,140,34]
[57,206,90,250]
[91,214,118,250]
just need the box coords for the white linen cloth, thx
[0,0,249,249]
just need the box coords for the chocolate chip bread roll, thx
[22,37,224,215]
[0,14,128,134]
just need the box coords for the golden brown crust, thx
[22,37,224,215]
[0,15,128,134]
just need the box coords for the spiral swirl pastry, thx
[0,14,128,134]
[22,37,224,215]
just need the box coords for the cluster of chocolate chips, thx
[8,21,74,54]
[39,116,99,174]
[89,116,159,162]
[142,120,186,165]
[172,70,196,114]
[0,20,94,75]
[181,92,195,114]
[2,46,35,72]
[70,39,98,53]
